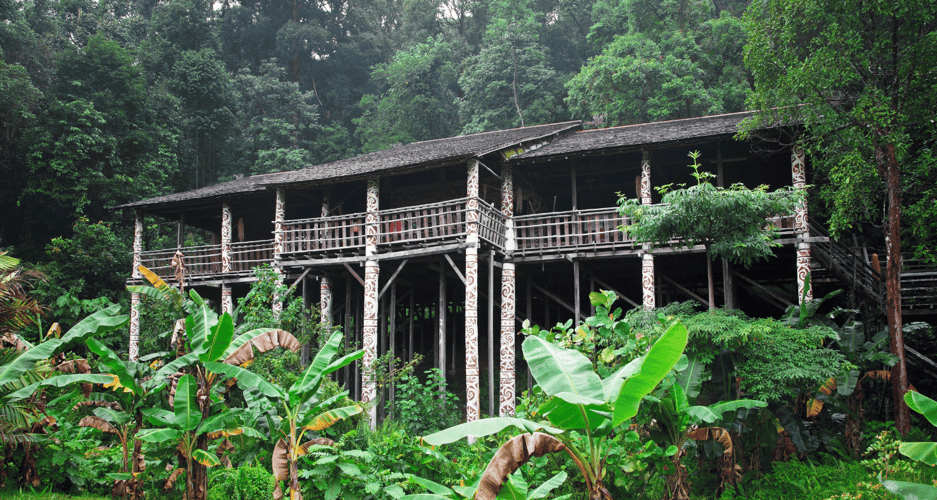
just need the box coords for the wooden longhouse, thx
[119,111,897,426]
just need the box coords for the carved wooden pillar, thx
[499,167,516,416]
[464,160,481,422]
[273,188,286,315]
[221,203,233,314]
[133,212,143,280]
[640,150,656,309]
[641,150,652,205]
[792,145,812,302]
[320,278,332,327]
[129,211,143,361]
[320,195,332,326]
[363,176,380,427]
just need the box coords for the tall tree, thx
[20,35,168,247]
[169,48,236,188]
[566,0,750,125]
[458,0,564,133]
[354,36,460,152]
[740,0,937,435]
[230,61,321,176]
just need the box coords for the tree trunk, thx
[510,42,524,128]
[131,437,144,500]
[185,448,194,500]
[884,143,910,436]
[290,450,301,500]
[192,433,208,500]
[706,252,715,310]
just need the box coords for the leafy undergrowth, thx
[714,457,937,500]
[0,488,109,500]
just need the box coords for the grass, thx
[0,488,110,500]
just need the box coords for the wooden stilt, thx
[301,277,311,367]
[589,272,596,317]
[438,255,447,397]
[526,277,533,397]
[379,293,387,422]
[345,274,352,386]
[408,284,415,362]
[488,250,495,417]
[177,210,185,249]
[390,282,396,420]
[355,296,362,401]
[573,260,580,328]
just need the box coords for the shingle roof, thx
[261,121,582,187]
[116,121,582,210]
[509,111,755,162]
[115,174,268,210]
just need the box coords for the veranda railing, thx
[138,240,275,281]
[514,207,638,256]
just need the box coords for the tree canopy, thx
[619,152,801,309]
[740,0,937,435]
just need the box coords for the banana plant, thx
[204,331,363,500]
[423,320,689,500]
[1,305,130,488]
[878,391,937,497]
[73,337,167,499]
[138,373,262,500]
[651,372,766,500]
[132,271,302,500]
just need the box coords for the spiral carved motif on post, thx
[320,278,332,326]
[642,254,656,309]
[641,151,652,205]
[464,249,479,421]
[466,161,480,232]
[129,293,140,361]
[499,265,516,372]
[361,262,379,405]
[794,203,809,234]
[791,145,808,234]
[366,177,380,249]
[499,264,516,416]
[221,287,233,315]
[274,189,286,255]
[501,167,514,217]
[221,203,232,273]
[797,245,813,302]
[791,145,806,186]
[133,215,143,279]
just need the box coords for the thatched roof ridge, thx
[509,111,755,162]
[115,174,270,210]
[117,121,581,210]
[260,121,582,188]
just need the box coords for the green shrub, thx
[393,368,460,437]
[208,465,274,500]
[234,464,274,500]
[207,468,237,500]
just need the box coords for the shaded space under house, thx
[116,112,937,426]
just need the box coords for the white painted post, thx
[792,145,812,302]
[273,188,286,316]
[640,151,655,309]
[499,166,516,417]
[221,203,233,314]
[464,160,480,422]
[129,211,143,361]
[320,195,332,326]
[363,176,380,428]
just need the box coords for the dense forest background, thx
[2,0,933,318]
[0,0,752,260]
